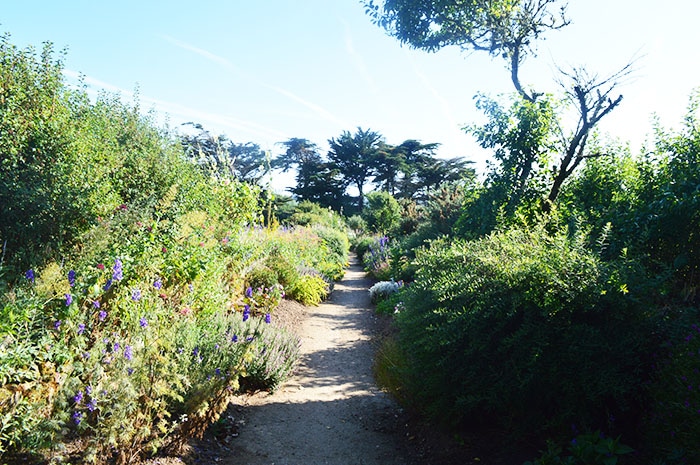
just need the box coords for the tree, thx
[180,123,269,184]
[366,0,631,209]
[274,138,347,210]
[327,127,383,211]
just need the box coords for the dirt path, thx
[221,259,412,465]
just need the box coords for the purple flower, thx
[65,293,73,306]
[124,345,133,361]
[103,278,113,291]
[231,334,238,343]
[127,367,134,375]
[243,305,251,322]
[25,269,35,283]
[86,399,97,412]
[265,313,271,324]
[74,390,83,404]
[86,386,92,396]
[112,258,123,281]
[54,320,61,331]
[98,310,107,321]
[131,289,142,301]
[245,287,253,298]
[93,300,101,309]
[68,270,76,287]
[72,411,83,425]
[153,279,162,290]
[139,317,148,328]
[113,342,120,353]
[215,368,221,377]
[78,323,85,335]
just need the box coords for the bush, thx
[368,280,402,304]
[362,236,392,280]
[286,274,329,306]
[362,191,401,233]
[395,224,653,442]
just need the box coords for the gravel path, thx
[223,260,412,465]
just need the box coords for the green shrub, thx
[286,274,328,306]
[396,224,653,441]
[352,235,375,263]
[524,431,634,465]
[362,191,401,233]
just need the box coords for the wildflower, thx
[124,345,133,361]
[180,307,192,316]
[162,247,167,253]
[139,317,148,328]
[87,399,97,412]
[65,293,73,306]
[245,287,253,298]
[193,347,199,357]
[98,310,107,321]
[72,411,83,425]
[243,305,251,322]
[215,368,221,377]
[97,263,105,270]
[189,283,194,292]
[78,323,85,335]
[127,367,134,375]
[112,258,123,281]
[265,313,271,324]
[153,279,162,290]
[132,289,142,301]
[231,334,238,343]
[113,342,120,353]
[103,278,113,291]
[93,300,101,309]
[54,320,61,331]
[86,386,92,396]
[74,390,84,404]
[68,270,76,287]
[82,352,90,359]
[25,269,35,283]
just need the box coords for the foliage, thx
[363,191,402,233]
[395,224,653,441]
[524,431,634,465]
[643,309,700,463]
[362,236,392,280]
[286,274,329,306]
[368,280,402,304]
[327,127,384,212]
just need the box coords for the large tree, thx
[327,127,383,211]
[274,138,347,210]
[365,0,631,209]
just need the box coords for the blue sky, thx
[3,1,700,189]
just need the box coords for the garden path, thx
[219,259,413,465]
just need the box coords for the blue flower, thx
[243,305,251,322]
[112,258,123,281]
[93,300,101,309]
[98,310,107,321]
[103,278,113,291]
[231,334,238,343]
[153,279,162,290]
[124,345,133,361]
[72,411,83,425]
[139,317,148,328]
[131,289,142,301]
[25,269,35,283]
[65,293,73,306]
[113,342,120,353]
[68,269,76,287]
[54,320,61,331]
[74,390,83,404]
[87,399,97,412]
[78,323,85,335]
[245,287,253,298]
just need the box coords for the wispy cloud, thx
[403,50,459,131]
[62,69,286,140]
[162,35,347,127]
[343,23,380,95]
